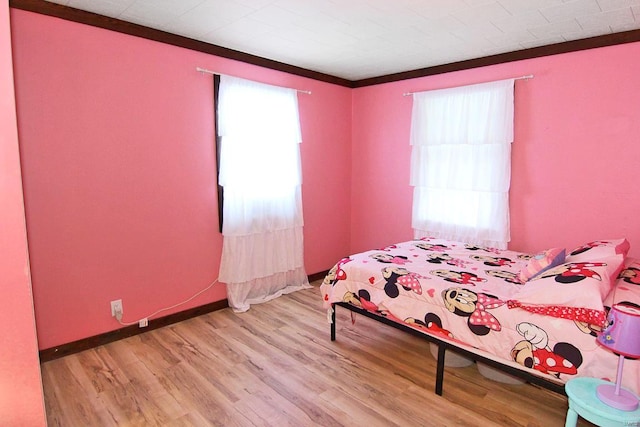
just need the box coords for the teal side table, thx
[565,377,640,427]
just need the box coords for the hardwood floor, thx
[41,284,594,426]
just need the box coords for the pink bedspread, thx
[321,238,640,393]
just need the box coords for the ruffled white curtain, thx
[217,75,309,312]
[410,79,515,249]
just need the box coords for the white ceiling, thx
[43,0,640,81]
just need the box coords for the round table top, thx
[565,377,640,423]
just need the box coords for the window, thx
[409,79,515,249]
[215,75,309,312]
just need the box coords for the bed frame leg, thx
[330,304,336,341]
[435,344,445,396]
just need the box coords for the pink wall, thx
[0,1,46,424]
[11,7,640,353]
[351,43,640,259]
[11,9,352,350]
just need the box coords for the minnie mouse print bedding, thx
[321,238,640,394]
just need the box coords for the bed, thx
[320,237,640,396]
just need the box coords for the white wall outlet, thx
[110,299,123,320]
[139,318,148,328]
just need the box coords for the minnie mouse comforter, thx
[320,238,640,394]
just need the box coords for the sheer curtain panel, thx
[217,75,309,312]
[410,79,515,249]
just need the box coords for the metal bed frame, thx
[330,301,566,396]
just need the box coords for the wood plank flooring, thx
[41,284,595,426]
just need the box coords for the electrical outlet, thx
[110,299,123,319]
[139,318,148,328]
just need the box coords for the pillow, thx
[604,257,640,308]
[518,247,566,283]
[528,254,624,300]
[515,256,622,311]
[566,238,630,262]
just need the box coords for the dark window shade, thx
[213,74,223,233]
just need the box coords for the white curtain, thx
[410,79,515,249]
[217,75,309,312]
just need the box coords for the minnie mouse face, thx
[574,320,605,337]
[471,255,513,267]
[570,241,607,256]
[442,287,503,335]
[470,255,494,263]
[486,269,519,282]
[620,267,640,285]
[322,257,351,285]
[537,262,605,284]
[382,266,419,298]
[442,287,477,315]
[382,266,409,278]
[511,340,535,369]
[405,313,453,339]
[415,243,448,252]
[426,253,453,263]
[343,291,359,306]
[487,269,509,279]
[322,265,338,286]
[431,269,486,285]
[371,253,394,263]
[431,269,460,280]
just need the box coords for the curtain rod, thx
[196,67,312,95]
[402,74,534,97]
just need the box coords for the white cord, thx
[116,279,219,327]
